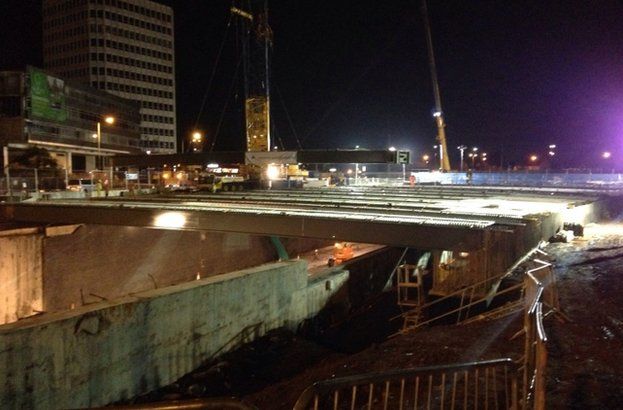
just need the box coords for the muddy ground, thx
[133,223,623,409]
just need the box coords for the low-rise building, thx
[0,66,141,172]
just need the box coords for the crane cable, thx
[274,81,302,150]
[192,8,234,132]
[210,55,243,152]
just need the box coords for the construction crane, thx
[230,1,309,187]
[422,0,451,172]
[231,0,273,153]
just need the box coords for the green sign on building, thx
[28,67,67,122]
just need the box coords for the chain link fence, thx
[0,168,168,197]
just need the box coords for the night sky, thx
[2,0,623,168]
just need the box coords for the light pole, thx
[94,116,115,170]
[354,145,360,185]
[191,131,202,152]
[387,146,396,178]
[470,147,478,169]
[457,145,467,171]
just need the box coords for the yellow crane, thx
[422,0,451,171]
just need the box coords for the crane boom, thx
[422,0,451,171]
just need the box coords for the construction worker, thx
[95,180,103,197]
[103,178,110,197]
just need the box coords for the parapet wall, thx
[0,259,348,409]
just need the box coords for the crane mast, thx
[232,0,273,153]
[422,0,451,171]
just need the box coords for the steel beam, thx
[296,149,397,164]
[1,202,489,250]
[112,149,399,168]
[112,151,245,167]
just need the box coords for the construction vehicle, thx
[327,242,354,266]
[192,164,258,192]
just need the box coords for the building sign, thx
[397,150,410,164]
[28,67,67,122]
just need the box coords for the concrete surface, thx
[0,227,43,325]
[0,259,348,409]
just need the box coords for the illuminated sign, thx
[28,67,68,122]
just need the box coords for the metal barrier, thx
[87,397,257,409]
[293,358,519,410]
[518,256,559,410]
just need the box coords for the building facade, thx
[0,67,141,172]
[42,0,176,154]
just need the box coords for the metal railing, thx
[293,358,519,410]
[88,397,257,409]
[395,271,524,333]
[395,245,546,333]
[519,256,557,410]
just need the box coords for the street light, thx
[183,131,203,153]
[602,151,611,159]
[457,145,467,171]
[94,116,115,169]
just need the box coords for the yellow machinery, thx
[245,97,270,152]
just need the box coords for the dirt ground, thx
[134,223,623,409]
[545,223,623,409]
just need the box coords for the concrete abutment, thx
[0,259,348,409]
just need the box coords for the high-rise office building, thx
[42,0,176,154]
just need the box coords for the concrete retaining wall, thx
[0,259,348,409]
[0,228,43,325]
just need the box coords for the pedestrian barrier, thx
[293,358,519,410]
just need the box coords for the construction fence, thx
[0,168,180,196]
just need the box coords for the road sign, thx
[397,150,410,164]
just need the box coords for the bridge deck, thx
[0,186,599,250]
